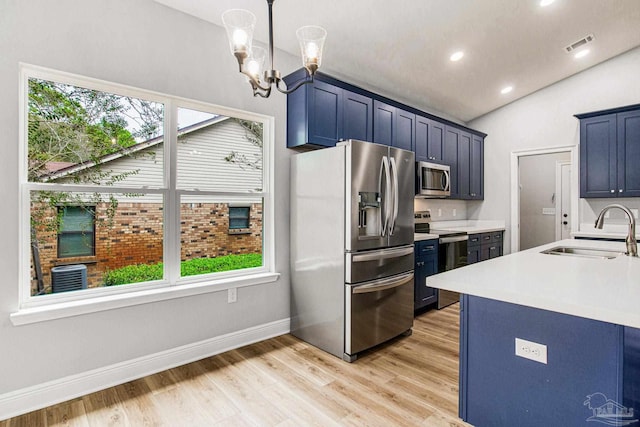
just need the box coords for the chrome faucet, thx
[594,204,638,257]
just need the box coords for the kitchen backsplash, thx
[414,198,468,221]
[580,198,640,224]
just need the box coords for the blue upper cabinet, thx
[284,72,372,148]
[429,120,446,162]
[579,114,617,198]
[343,91,373,142]
[415,116,446,163]
[373,100,394,146]
[577,105,640,198]
[617,109,640,197]
[469,134,484,199]
[286,78,343,148]
[444,126,461,198]
[456,131,484,200]
[373,100,415,150]
[395,109,415,152]
[415,116,430,161]
[458,131,471,199]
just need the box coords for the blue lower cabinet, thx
[460,294,639,427]
[414,239,438,310]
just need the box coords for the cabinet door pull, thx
[619,189,623,193]
[611,189,615,193]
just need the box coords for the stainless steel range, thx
[415,210,468,309]
[290,140,415,362]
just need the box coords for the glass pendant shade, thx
[221,9,256,57]
[296,26,327,74]
[245,46,266,82]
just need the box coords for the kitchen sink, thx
[540,246,624,259]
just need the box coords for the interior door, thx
[519,152,571,250]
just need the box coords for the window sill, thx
[10,272,280,326]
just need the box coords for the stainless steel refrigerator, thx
[290,139,415,362]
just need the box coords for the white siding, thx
[177,118,262,193]
[55,118,262,203]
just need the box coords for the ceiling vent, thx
[565,34,595,52]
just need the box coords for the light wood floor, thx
[1,304,471,427]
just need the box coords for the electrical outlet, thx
[632,209,639,219]
[453,208,457,217]
[438,208,442,217]
[228,288,237,303]
[515,338,547,364]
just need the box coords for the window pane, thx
[30,190,164,296]
[180,196,263,278]
[59,206,94,232]
[58,233,94,257]
[28,78,164,188]
[176,108,263,193]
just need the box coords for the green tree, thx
[27,78,162,182]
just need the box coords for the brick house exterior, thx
[31,117,263,295]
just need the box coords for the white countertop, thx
[414,233,439,241]
[427,238,640,329]
[428,220,506,234]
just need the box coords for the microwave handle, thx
[443,169,451,192]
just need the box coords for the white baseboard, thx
[0,318,290,421]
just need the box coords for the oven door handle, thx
[352,272,414,294]
[351,246,414,263]
[439,235,468,244]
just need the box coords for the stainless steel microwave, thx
[416,161,450,197]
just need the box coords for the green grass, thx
[103,253,262,286]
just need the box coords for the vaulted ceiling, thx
[155,0,640,122]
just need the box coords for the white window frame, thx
[12,64,278,325]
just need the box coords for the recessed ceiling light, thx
[540,0,555,6]
[574,49,590,59]
[450,51,464,62]
[501,86,513,95]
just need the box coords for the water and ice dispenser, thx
[358,191,381,237]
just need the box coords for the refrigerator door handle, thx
[379,156,391,236]
[352,272,415,294]
[351,246,414,263]
[389,156,399,235]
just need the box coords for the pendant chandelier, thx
[222,0,327,98]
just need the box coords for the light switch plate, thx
[632,209,639,219]
[515,337,547,364]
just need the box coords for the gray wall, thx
[519,152,570,250]
[0,0,298,395]
[468,46,640,253]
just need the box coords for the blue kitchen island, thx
[427,239,640,427]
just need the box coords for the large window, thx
[20,66,273,309]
